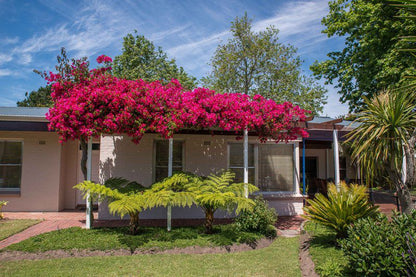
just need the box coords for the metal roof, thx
[0,107,49,118]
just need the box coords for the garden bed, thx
[1,224,271,255]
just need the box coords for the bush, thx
[340,211,416,276]
[316,258,343,277]
[303,182,379,238]
[0,200,8,219]
[235,196,277,237]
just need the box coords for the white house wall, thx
[98,133,304,219]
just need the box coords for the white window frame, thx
[227,140,300,195]
[0,139,23,194]
[153,139,185,183]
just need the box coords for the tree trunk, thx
[204,208,215,234]
[129,212,140,235]
[80,138,94,224]
[387,166,414,214]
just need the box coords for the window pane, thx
[229,144,254,167]
[258,144,293,192]
[229,168,255,184]
[0,141,22,164]
[155,140,183,182]
[0,165,22,188]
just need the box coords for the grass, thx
[0,219,41,241]
[4,224,264,253]
[304,222,350,276]
[0,237,300,276]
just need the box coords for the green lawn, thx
[304,222,350,276]
[0,237,300,276]
[4,225,264,252]
[0,219,41,241]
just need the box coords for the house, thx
[0,107,359,218]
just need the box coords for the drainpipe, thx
[333,129,340,191]
[302,138,306,198]
[85,138,93,229]
[243,129,249,198]
[167,138,173,231]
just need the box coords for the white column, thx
[294,142,300,195]
[167,138,173,231]
[402,149,407,184]
[85,138,93,229]
[333,129,340,191]
[243,129,249,198]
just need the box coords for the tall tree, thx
[113,31,197,90]
[311,0,416,112]
[17,86,53,107]
[347,90,416,213]
[202,13,327,114]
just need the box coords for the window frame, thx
[153,139,185,183]
[227,141,300,194]
[0,139,23,194]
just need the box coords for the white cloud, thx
[0,69,13,77]
[0,54,12,65]
[0,37,19,45]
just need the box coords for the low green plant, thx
[235,196,277,238]
[303,182,379,238]
[74,178,147,234]
[316,257,343,277]
[190,171,258,233]
[340,211,416,276]
[0,200,8,219]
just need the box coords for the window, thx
[154,140,183,182]
[228,143,295,192]
[0,141,23,193]
[258,144,294,192]
[228,143,255,184]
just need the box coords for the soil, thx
[298,222,319,277]
[0,237,274,262]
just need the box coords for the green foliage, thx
[340,211,416,276]
[311,0,416,112]
[0,200,8,220]
[74,179,147,234]
[316,258,343,277]
[190,170,258,233]
[16,86,53,107]
[346,90,416,213]
[303,182,379,238]
[235,196,277,238]
[113,31,197,90]
[203,13,327,114]
[144,173,197,208]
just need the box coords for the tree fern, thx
[190,171,258,233]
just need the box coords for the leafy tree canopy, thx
[202,13,327,114]
[311,0,416,112]
[17,86,53,107]
[113,31,197,90]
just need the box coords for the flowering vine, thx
[45,55,310,143]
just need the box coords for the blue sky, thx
[0,0,348,116]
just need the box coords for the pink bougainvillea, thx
[45,56,310,144]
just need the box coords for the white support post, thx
[167,138,173,231]
[243,129,249,198]
[85,138,93,229]
[402,148,407,184]
[333,129,340,191]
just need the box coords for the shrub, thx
[235,196,277,237]
[303,182,379,238]
[340,211,416,276]
[0,200,8,219]
[316,258,343,277]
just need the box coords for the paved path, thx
[0,211,96,249]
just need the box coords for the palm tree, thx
[191,171,258,233]
[74,178,147,234]
[347,90,416,213]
